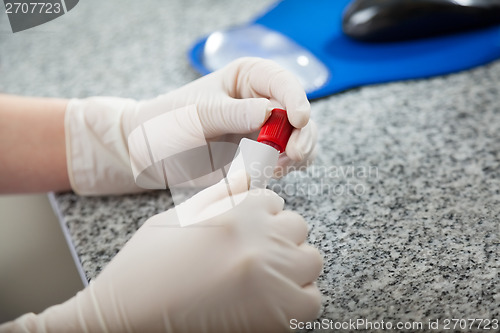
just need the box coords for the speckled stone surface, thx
[1,0,499,330]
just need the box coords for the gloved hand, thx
[66,57,317,195]
[1,173,323,333]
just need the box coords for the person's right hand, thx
[2,174,323,333]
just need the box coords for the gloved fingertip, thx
[271,194,285,212]
[245,98,273,132]
[285,130,305,162]
[287,147,304,163]
[287,107,310,129]
[265,104,275,119]
[260,99,274,123]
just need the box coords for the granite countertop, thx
[1,0,498,330]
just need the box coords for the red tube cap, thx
[257,108,294,153]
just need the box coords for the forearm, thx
[0,94,70,193]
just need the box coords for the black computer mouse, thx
[342,0,500,42]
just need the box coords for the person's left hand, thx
[66,57,317,195]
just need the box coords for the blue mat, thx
[189,0,500,99]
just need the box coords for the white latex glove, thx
[1,173,323,333]
[66,57,317,195]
